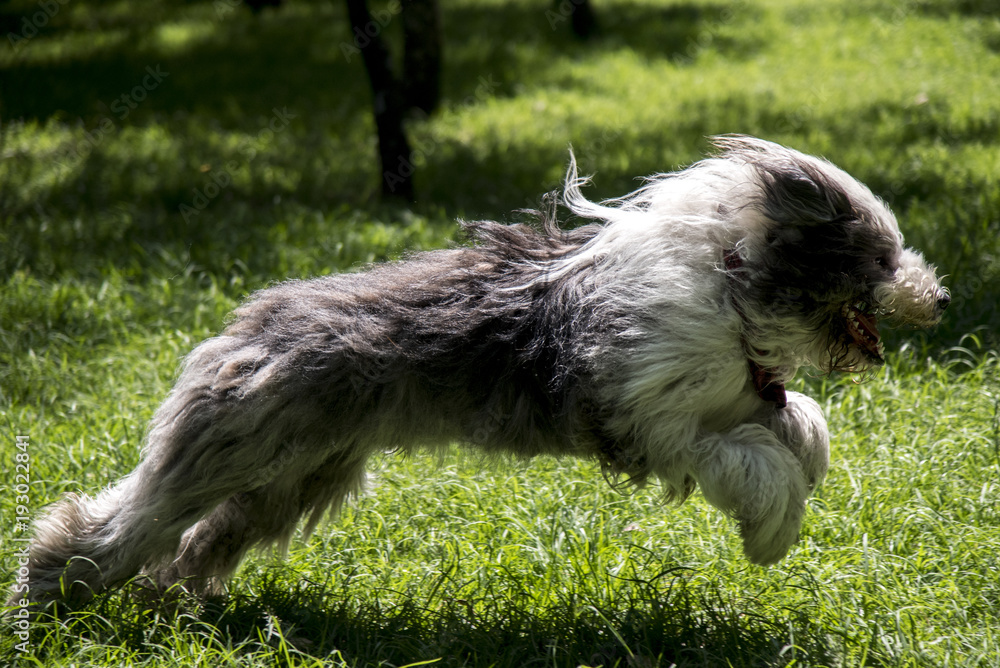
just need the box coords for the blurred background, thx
[2,3,1000,664]
[1,0,998,350]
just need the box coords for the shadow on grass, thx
[0,0,760,277]
[916,0,1000,18]
[20,571,834,667]
[3,0,997,345]
[1,1,756,124]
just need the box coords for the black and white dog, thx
[18,136,949,608]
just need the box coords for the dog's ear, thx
[754,156,853,227]
[713,135,853,227]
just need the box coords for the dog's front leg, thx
[692,394,828,564]
[765,391,830,493]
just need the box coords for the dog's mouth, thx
[840,302,885,367]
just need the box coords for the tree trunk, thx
[402,0,442,115]
[345,0,415,201]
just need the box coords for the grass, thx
[2,0,999,665]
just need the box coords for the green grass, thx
[2,0,1000,665]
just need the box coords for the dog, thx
[15,136,949,609]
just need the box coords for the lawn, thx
[2,0,999,665]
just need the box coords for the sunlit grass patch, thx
[2,0,999,665]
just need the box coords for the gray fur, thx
[14,136,949,610]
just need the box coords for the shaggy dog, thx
[16,136,949,609]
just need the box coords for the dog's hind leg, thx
[151,492,291,596]
[692,423,810,565]
[19,461,236,608]
[21,360,306,606]
[152,450,370,594]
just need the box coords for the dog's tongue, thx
[854,309,880,341]
[846,305,884,362]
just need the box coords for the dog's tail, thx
[560,148,608,222]
[561,149,666,232]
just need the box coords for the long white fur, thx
[14,136,949,611]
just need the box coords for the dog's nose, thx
[937,292,951,311]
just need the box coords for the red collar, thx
[724,250,787,409]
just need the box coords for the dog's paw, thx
[738,495,804,565]
[693,424,810,565]
[768,392,830,492]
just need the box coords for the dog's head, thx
[718,136,950,374]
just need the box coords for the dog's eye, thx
[863,256,893,279]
